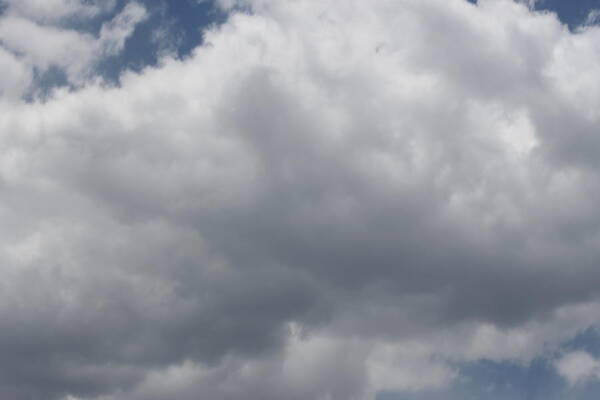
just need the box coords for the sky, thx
[2,0,600,399]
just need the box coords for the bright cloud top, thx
[2,0,600,399]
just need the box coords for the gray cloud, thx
[2,0,600,399]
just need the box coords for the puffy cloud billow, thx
[2,0,600,399]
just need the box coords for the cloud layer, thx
[2,0,600,399]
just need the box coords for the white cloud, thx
[0,46,32,98]
[98,2,148,57]
[0,1,146,99]
[585,10,600,27]
[0,15,97,76]
[367,342,457,392]
[0,0,117,23]
[516,0,538,10]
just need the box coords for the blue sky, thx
[466,0,600,27]
[97,0,226,79]
[538,0,600,27]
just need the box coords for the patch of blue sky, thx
[376,360,561,400]
[535,0,600,28]
[564,328,600,356]
[379,329,600,400]
[97,0,226,82]
[467,0,600,28]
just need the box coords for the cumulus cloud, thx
[2,0,600,399]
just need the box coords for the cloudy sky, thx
[2,0,600,399]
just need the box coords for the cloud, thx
[0,0,117,23]
[585,10,600,27]
[516,0,538,10]
[0,46,32,98]
[0,1,147,99]
[2,0,600,399]
[97,2,148,56]
[555,351,600,386]
[74,326,453,400]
